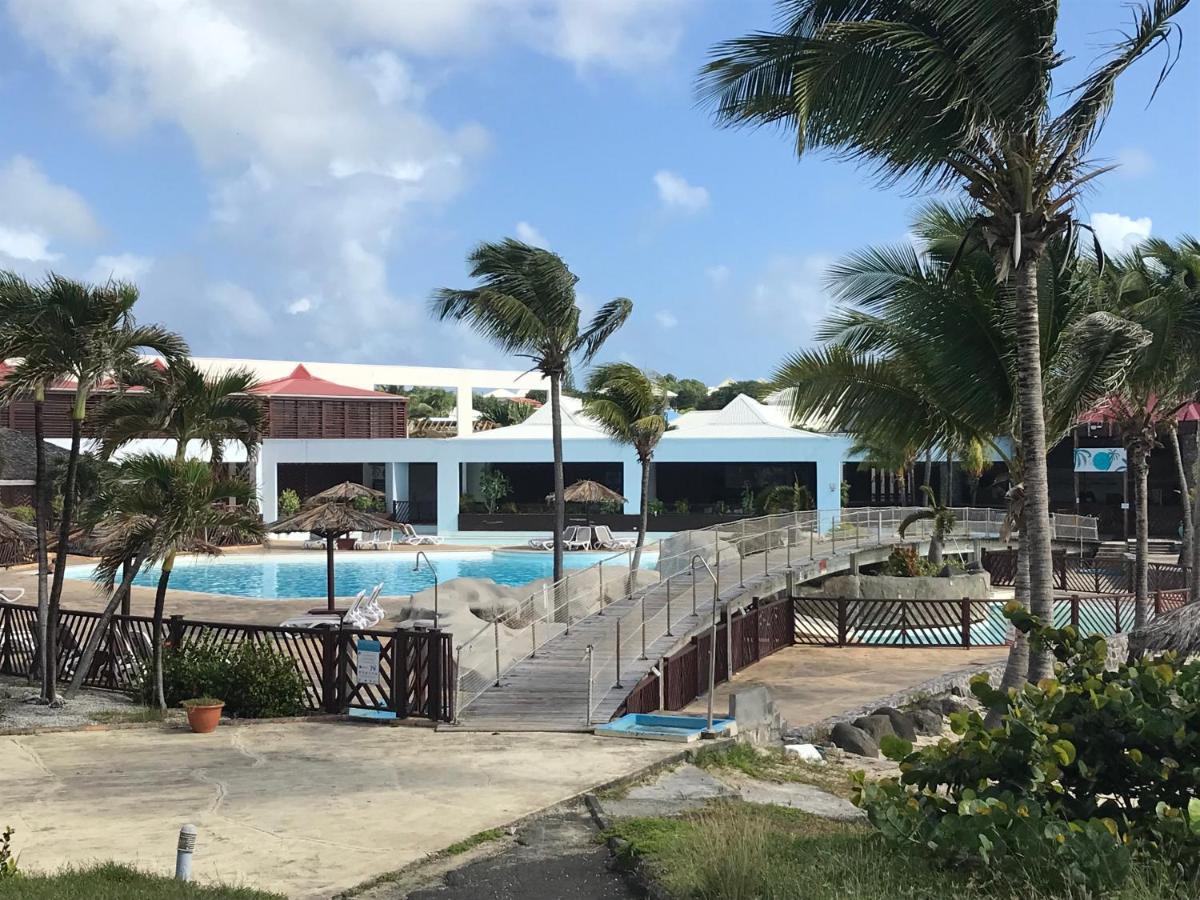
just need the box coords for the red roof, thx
[251,364,397,400]
[1080,395,1200,425]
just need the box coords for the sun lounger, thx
[281,588,368,629]
[302,533,326,550]
[592,525,635,551]
[401,524,444,546]
[528,525,591,551]
[355,529,396,551]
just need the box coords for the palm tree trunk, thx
[46,413,84,703]
[1192,426,1200,605]
[1131,445,1151,628]
[151,552,174,710]
[1166,423,1192,566]
[32,391,51,699]
[1013,255,1056,684]
[923,453,932,504]
[633,457,651,573]
[987,540,1030,727]
[550,372,566,598]
[65,556,144,700]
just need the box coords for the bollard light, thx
[175,823,197,882]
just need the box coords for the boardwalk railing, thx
[981,548,1189,595]
[0,604,455,722]
[454,505,1098,718]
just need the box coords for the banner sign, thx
[1074,448,1126,473]
[356,638,381,685]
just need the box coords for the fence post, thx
[615,620,623,689]
[657,656,666,710]
[531,617,538,659]
[739,541,744,587]
[453,645,463,725]
[640,594,647,659]
[393,628,409,719]
[493,612,501,687]
[666,582,673,637]
[1071,595,1080,630]
[336,630,352,713]
[809,526,814,559]
[1114,595,1122,634]
[960,597,970,648]
[598,560,604,614]
[584,645,594,727]
[726,606,734,679]
[877,509,882,545]
[1154,591,1163,617]
[0,606,9,675]
[321,629,339,714]
[427,629,443,721]
[836,598,848,646]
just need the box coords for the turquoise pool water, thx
[65,550,658,600]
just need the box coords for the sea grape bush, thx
[853,604,1200,894]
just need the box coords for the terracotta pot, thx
[184,702,225,734]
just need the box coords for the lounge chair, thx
[355,529,395,551]
[302,533,326,550]
[0,587,25,603]
[593,525,635,551]
[528,525,591,551]
[280,587,368,629]
[401,524,444,546]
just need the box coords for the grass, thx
[91,707,174,725]
[441,828,505,857]
[692,742,857,798]
[607,801,1196,900]
[0,862,282,899]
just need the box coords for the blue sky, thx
[0,0,1196,385]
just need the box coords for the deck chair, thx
[302,533,326,550]
[401,524,444,546]
[592,525,635,551]
[564,525,593,550]
[355,529,394,551]
[281,588,367,629]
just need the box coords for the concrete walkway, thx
[0,720,677,898]
[682,645,1006,727]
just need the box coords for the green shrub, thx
[2,505,34,524]
[0,827,16,880]
[276,489,300,518]
[879,545,963,577]
[854,607,1200,895]
[146,642,307,718]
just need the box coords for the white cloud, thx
[1091,212,1152,256]
[747,254,836,333]
[515,221,550,248]
[0,156,101,263]
[705,264,730,286]
[207,282,272,337]
[654,170,709,213]
[286,297,314,315]
[1115,147,1153,178]
[654,310,679,329]
[87,253,153,282]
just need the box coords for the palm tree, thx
[432,238,632,586]
[93,357,262,464]
[584,363,668,573]
[899,486,956,566]
[65,454,261,704]
[2,275,185,702]
[774,205,1149,687]
[701,0,1187,680]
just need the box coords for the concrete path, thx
[682,645,1006,727]
[0,720,677,898]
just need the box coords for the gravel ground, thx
[0,674,138,732]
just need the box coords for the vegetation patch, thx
[441,827,506,857]
[0,862,282,899]
[693,743,856,798]
[143,643,307,719]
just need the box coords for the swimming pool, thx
[65,550,658,600]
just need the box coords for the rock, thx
[937,565,954,578]
[784,743,824,763]
[871,707,917,742]
[656,529,740,579]
[830,722,879,758]
[910,708,944,736]
[937,696,971,716]
[852,714,895,744]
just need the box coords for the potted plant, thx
[182,697,225,734]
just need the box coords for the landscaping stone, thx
[910,708,944,736]
[852,714,895,744]
[600,764,735,819]
[735,780,864,821]
[830,722,879,758]
[784,743,823,763]
[871,706,917,741]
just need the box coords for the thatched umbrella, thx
[551,479,626,505]
[0,509,36,545]
[266,501,395,611]
[1128,603,1200,658]
[307,481,384,505]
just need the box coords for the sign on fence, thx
[356,638,382,685]
[1074,448,1126,472]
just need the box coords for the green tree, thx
[899,485,957,566]
[701,0,1188,681]
[93,357,262,464]
[474,394,535,427]
[432,238,631,586]
[0,274,185,702]
[65,454,262,706]
[379,386,455,418]
[477,468,511,514]
[774,204,1148,689]
[698,379,767,410]
[660,375,708,410]
[584,363,669,573]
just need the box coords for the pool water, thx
[65,550,657,600]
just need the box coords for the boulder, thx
[656,529,740,579]
[910,708,944,736]
[830,722,879,758]
[871,706,917,741]
[852,714,895,744]
[936,696,971,716]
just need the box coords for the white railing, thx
[453,506,1097,718]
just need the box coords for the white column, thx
[621,457,641,516]
[816,453,842,530]
[456,384,474,438]
[258,447,278,523]
[385,462,409,506]
[436,461,460,534]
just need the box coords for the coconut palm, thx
[93,357,262,464]
[584,363,669,573]
[899,486,956,566]
[432,238,632,587]
[701,0,1188,679]
[65,454,261,705]
[2,275,186,702]
[775,205,1149,687]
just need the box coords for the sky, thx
[0,0,1197,386]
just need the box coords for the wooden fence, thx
[620,594,795,715]
[981,548,1189,595]
[0,604,454,722]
